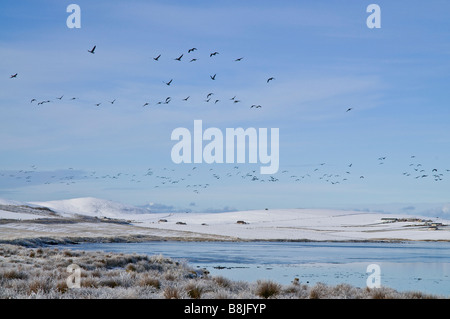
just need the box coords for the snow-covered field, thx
[1,197,449,243]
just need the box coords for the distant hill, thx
[29,197,151,218]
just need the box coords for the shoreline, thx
[2,234,450,248]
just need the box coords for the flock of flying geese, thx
[10,45,275,111]
[7,45,447,196]
[1,154,448,195]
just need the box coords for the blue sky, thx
[1,0,450,216]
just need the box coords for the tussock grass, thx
[255,280,281,299]
[0,244,444,299]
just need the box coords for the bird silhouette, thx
[210,74,216,80]
[109,99,116,104]
[56,95,64,100]
[10,73,18,78]
[189,58,197,62]
[174,54,183,61]
[267,77,275,83]
[210,52,219,57]
[346,108,353,112]
[153,54,161,61]
[30,99,36,103]
[164,79,173,86]
[235,57,244,61]
[88,45,96,54]
[188,48,197,53]
[183,96,190,101]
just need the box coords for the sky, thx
[1,0,450,217]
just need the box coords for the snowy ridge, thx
[0,197,449,241]
[29,197,151,218]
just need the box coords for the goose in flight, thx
[95,103,101,107]
[188,48,197,53]
[109,99,116,104]
[183,96,190,101]
[267,77,275,83]
[56,95,64,100]
[10,73,18,78]
[30,99,36,103]
[174,54,183,61]
[346,107,353,112]
[88,45,96,54]
[210,74,216,80]
[190,58,197,62]
[153,54,161,61]
[210,51,219,57]
[164,79,173,86]
[235,57,244,61]
[143,102,149,107]
[207,93,214,98]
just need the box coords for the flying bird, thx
[174,54,183,61]
[143,102,149,107]
[10,73,18,78]
[30,99,36,103]
[190,58,197,62]
[88,45,96,54]
[235,57,244,61]
[267,77,275,83]
[153,54,161,61]
[109,99,116,104]
[164,79,173,86]
[56,95,64,100]
[95,103,101,107]
[210,51,219,57]
[183,96,190,101]
[188,48,197,53]
[210,74,216,80]
[346,107,353,112]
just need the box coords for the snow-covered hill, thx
[0,197,449,242]
[29,197,151,218]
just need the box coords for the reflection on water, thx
[58,241,450,297]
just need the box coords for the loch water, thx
[58,241,450,297]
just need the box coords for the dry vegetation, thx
[0,244,443,299]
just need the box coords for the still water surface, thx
[59,241,450,296]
